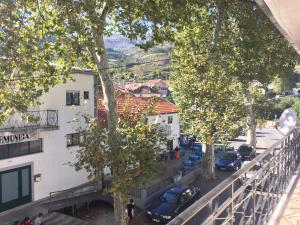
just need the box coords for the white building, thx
[0,70,96,212]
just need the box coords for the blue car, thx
[215,151,242,171]
[146,186,201,224]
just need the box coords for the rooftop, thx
[98,91,178,121]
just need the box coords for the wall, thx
[0,72,95,201]
[147,113,180,149]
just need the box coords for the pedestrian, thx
[20,217,33,225]
[127,199,135,225]
[175,146,180,159]
[34,213,44,225]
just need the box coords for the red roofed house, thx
[98,91,180,151]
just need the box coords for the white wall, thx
[147,113,180,149]
[0,73,95,200]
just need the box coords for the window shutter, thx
[73,92,80,105]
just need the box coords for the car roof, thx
[224,151,237,155]
[239,144,251,147]
[167,186,187,194]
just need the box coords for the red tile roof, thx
[98,91,178,120]
[144,79,169,87]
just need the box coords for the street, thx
[134,127,284,225]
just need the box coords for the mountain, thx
[104,34,138,55]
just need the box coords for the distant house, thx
[115,83,160,97]
[144,79,170,97]
[98,91,180,150]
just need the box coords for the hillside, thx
[105,35,172,82]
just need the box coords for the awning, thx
[255,0,300,54]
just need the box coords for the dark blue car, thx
[215,151,242,171]
[146,186,201,224]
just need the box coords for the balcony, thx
[0,110,59,132]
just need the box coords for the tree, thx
[272,71,300,94]
[72,103,163,197]
[0,1,77,124]
[171,1,245,178]
[1,1,191,224]
[224,1,300,146]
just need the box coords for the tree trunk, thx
[90,33,127,225]
[201,143,215,179]
[113,192,128,225]
[242,87,257,148]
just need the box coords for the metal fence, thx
[0,110,59,131]
[168,128,300,225]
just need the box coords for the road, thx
[135,127,284,225]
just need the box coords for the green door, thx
[0,166,32,212]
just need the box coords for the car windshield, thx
[162,191,180,204]
[239,146,251,153]
[222,153,236,160]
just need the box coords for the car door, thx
[178,189,193,212]
[237,153,242,165]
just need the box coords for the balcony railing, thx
[0,110,59,131]
[157,124,172,136]
[168,128,300,225]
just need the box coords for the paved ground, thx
[278,176,300,225]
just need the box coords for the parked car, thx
[239,161,265,191]
[214,145,235,161]
[215,151,242,171]
[238,144,256,160]
[146,186,201,224]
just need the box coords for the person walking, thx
[34,213,44,225]
[127,199,135,225]
[175,146,180,159]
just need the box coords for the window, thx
[66,133,80,147]
[83,91,89,100]
[66,91,80,106]
[168,116,173,124]
[0,139,43,160]
[167,140,173,151]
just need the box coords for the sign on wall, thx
[0,133,30,145]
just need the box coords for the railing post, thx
[230,183,234,225]
[252,180,256,225]
[46,110,49,126]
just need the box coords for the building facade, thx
[0,71,96,212]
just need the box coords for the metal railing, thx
[49,181,103,202]
[0,110,59,131]
[168,128,300,225]
[157,124,172,136]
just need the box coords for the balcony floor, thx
[278,174,300,224]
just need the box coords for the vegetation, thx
[0,1,77,124]
[171,1,245,179]
[1,1,189,224]
[72,105,163,194]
